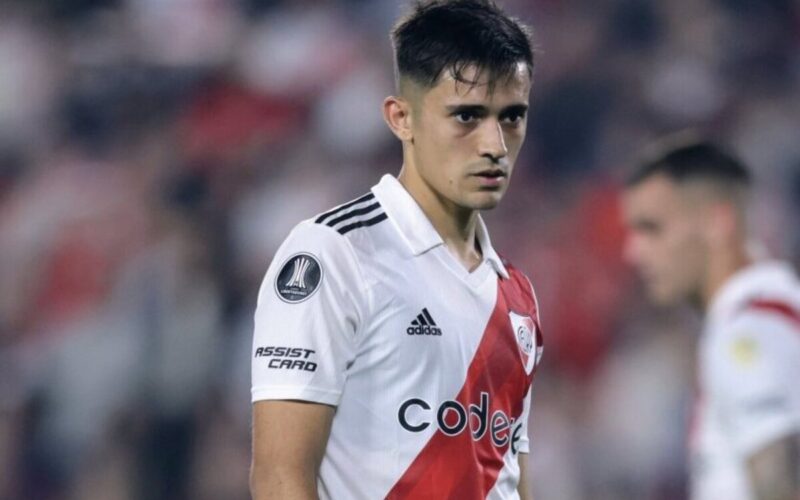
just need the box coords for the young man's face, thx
[621,174,710,306]
[408,63,531,211]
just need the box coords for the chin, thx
[468,192,504,210]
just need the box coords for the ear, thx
[382,95,414,143]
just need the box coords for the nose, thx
[478,120,508,163]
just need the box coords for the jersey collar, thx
[475,213,509,279]
[372,174,509,279]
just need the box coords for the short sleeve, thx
[710,312,800,455]
[515,386,533,454]
[516,273,539,455]
[251,221,368,406]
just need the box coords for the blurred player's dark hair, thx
[390,0,534,91]
[627,133,752,193]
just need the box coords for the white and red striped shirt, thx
[691,260,800,500]
[252,174,543,499]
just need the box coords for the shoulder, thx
[499,255,542,321]
[310,191,388,239]
[706,298,800,386]
[277,190,390,258]
[269,190,391,289]
[712,296,800,352]
[735,298,800,334]
[718,261,800,334]
[500,256,535,296]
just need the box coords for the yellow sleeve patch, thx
[729,337,760,367]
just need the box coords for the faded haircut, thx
[390,0,534,92]
[627,133,753,205]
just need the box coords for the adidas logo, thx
[406,308,442,336]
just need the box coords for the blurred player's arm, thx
[250,400,334,500]
[747,433,799,500]
[518,452,534,500]
[718,315,800,500]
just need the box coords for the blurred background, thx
[0,0,798,499]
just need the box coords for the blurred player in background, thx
[622,135,800,500]
[250,1,542,499]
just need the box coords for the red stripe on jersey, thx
[386,268,539,499]
[745,299,800,331]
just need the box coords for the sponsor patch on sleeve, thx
[729,337,759,367]
[254,345,318,372]
[274,253,323,303]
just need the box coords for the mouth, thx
[471,169,508,187]
[473,169,507,179]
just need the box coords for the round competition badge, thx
[274,253,323,303]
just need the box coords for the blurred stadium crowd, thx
[0,0,798,499]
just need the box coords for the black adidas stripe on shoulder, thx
[315,192,375,225]
[337,212,388,235]
[326,201,381,228]
[315,191,388,235]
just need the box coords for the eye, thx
[455,111,478,124]
[502,110,526,125]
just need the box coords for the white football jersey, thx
[252,174,543,499]
[690,260,800,500]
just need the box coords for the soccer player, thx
[250,1,542,499]
[622,136,800,500]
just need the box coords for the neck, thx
[700,241,752,312]
[397,164,482,270]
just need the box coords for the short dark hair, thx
[626,135,752,192]
[391,0,534,91]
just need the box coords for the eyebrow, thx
[445,104,487,115]
[500,104,529,117]
[444,103,529,115]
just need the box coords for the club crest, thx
[509,311,543,375]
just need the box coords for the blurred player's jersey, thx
[252,174,543,500]
[690,261,800,500]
